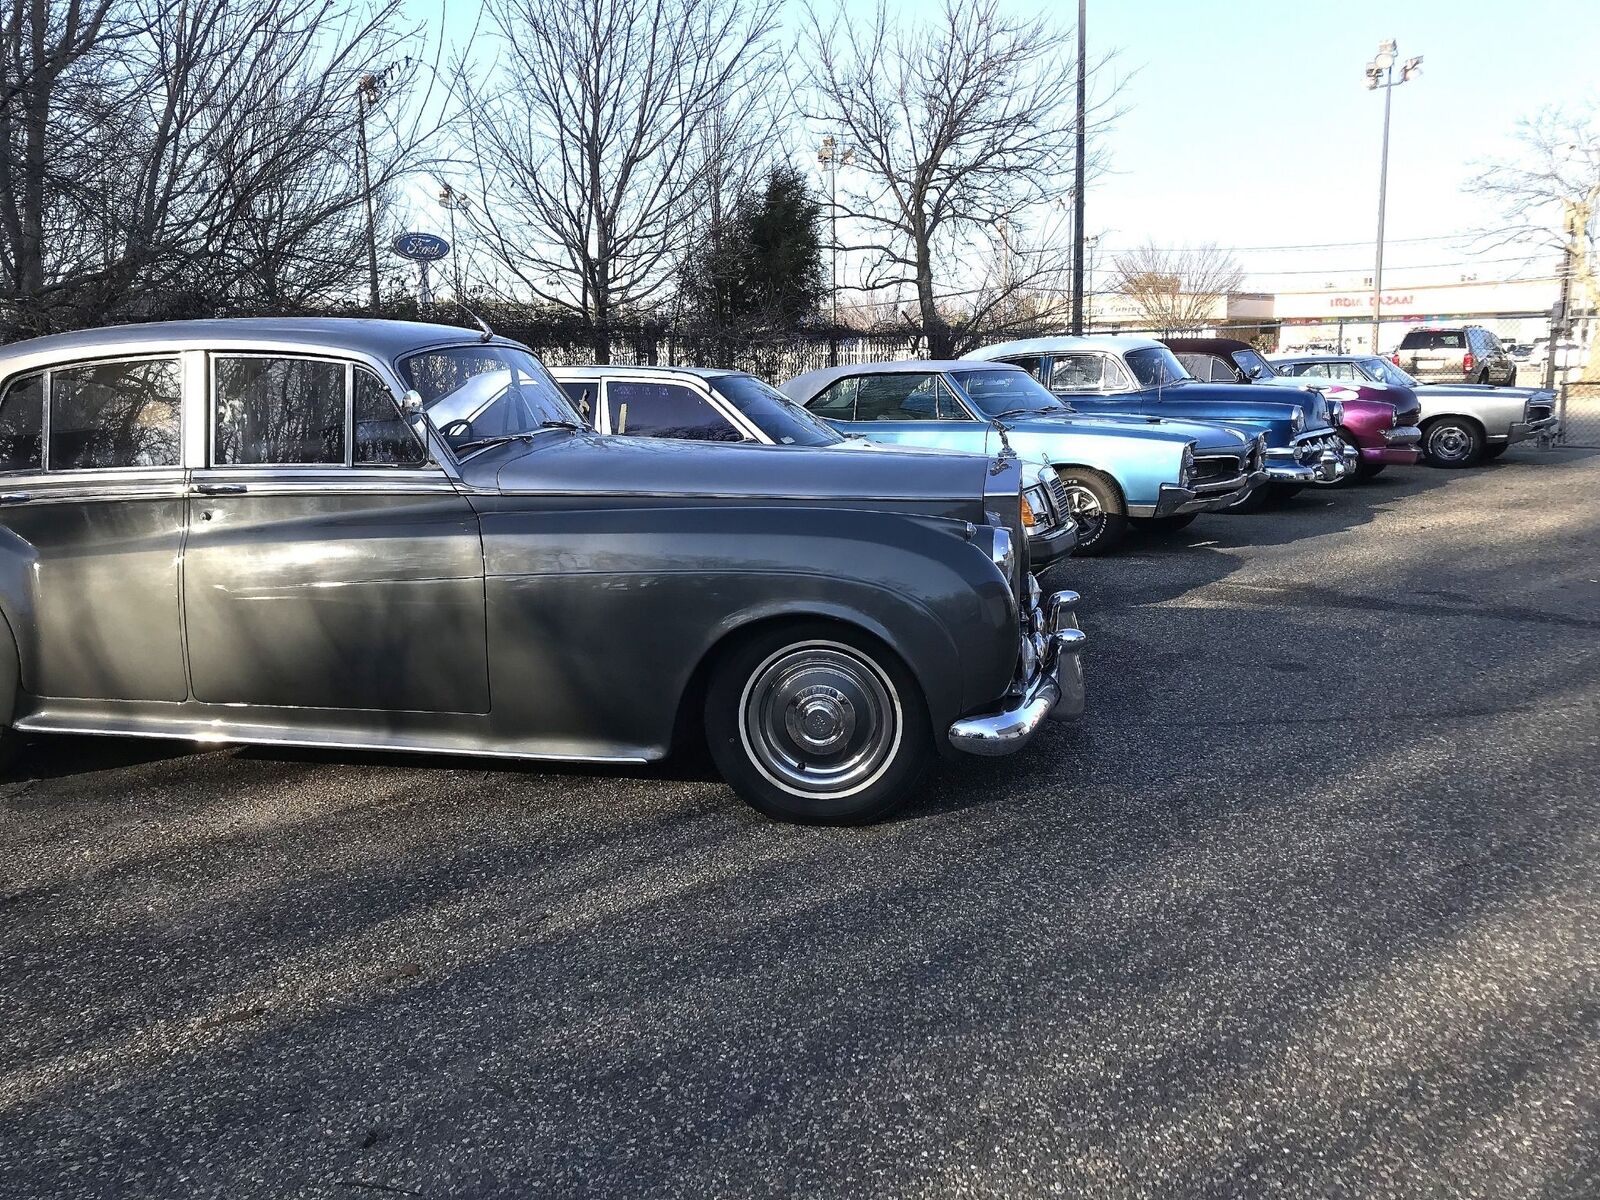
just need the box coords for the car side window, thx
[807,378,858,419]
[606,380,743,441]
[214,356,345,465]
[854,374,963,421]
[999,355,1047,382]
[0,373,44,472]
[1050,354,1108,391]
[352,368,427,466]
[47,358,182,470]
[560,381,596,423]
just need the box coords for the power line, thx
[1100,233,1476,254]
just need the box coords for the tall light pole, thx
[438,183,468,299]
[356,72,383,310]
[1364,40,1422,354]
[1069,0,1087,335]
[818,135,854,326]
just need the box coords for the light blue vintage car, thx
[781,360,1266,556]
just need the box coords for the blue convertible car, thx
[962,336,1354,506]
[781,360,1264,555]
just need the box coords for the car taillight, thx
[1463,351,1474,372]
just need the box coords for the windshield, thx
[1124,346,1192,388]
[402,344,581,455]
[710,374,841,447]
[1233,348,1277,380]
[948,368,1070,417]
[1361,357,1418,387]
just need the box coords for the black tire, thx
[1057,469,1128,556]
[1131,512,1198,534]
[1476,368,1491,385]
[1482,443,1510,461]
[1507,367,1517,387]
[703,621,932,825]
[1361,462,1387,478]
[1420,416,1484,468]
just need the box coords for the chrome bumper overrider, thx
[948,585,1086,756]
[1268,433,1350,483]
[1382,425,1422,445]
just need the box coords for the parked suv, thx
[1392,326,1516,387]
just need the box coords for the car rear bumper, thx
[948,586,1085,756]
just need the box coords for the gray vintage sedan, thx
[0,318,1085,823]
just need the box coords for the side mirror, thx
[400,389,425,413]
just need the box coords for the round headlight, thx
[990,527,1016,582]
[1329,399,1345,426]
[1291,405,1306,433]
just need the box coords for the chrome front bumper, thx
[1382,425,1422,445]
[948,585,1086,756]
[1148,469,1270,517]
[1267,432,1350,484]
[1504,415,1561,445]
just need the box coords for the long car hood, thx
[1417,382,1557,404]
[1008,411,1250,456]
[1137,381,1317,425]
[458,429,998,508]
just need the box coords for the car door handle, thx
[194,482,247,495]
[0,491,33,505]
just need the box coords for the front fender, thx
[1010,431,1185,507]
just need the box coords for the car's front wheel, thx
[1421,417,1484,468]
[1057,469,1128,556]
[704,623,932,824]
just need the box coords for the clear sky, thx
[405,0,1598,293]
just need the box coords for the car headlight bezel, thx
[1328,399,1345,427]
[1291,405,1306,434]
[1179,443,1195,486]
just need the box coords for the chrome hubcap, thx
[1062,484,1105,538]
[1429,425,1471,460]
[740,642,901,798]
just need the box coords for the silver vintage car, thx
[0,319,1085,824]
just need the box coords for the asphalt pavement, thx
[3,445,1599,1199]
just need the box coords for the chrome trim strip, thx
[12,713,652,765]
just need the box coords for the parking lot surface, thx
[3,446,1599,1199]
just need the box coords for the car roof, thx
[549,364,742,381]
[781,359,1025,401]
[1269,354,1370,362]
[1163,337,1256,355]
[0,317,518,373]
[965,334,1164,358]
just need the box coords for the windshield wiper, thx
[991,406,1060,420]
[452,433,534,454]
[538,418,584,432]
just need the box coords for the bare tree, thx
[1107,241,1245,332]
[1468,103,1600,380]
[798,0,1122,357]
[455,0,782,361]
[0,0,433,339]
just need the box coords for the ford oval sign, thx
[391,232,450,261]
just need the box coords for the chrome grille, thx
[1191,453,1244,484]
[1045,471,1071,519]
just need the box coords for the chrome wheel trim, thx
[1428,424,1472,462]
[737,640,903,799]
[1061,483,1107,542]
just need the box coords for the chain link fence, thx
[1559,382,1600,448]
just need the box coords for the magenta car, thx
[1165,337,1422,484]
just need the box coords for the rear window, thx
[1399,330,1466,350]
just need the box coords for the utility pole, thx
[1070,0,1087,335]
[1364,40,1421,355]
[439,184,467,299]
[818,136,854,326]
[357,72,382,310]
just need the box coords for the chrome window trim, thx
[15,353,186,474]
[350,363,429,469]
[593,371,760,442]
[208,351,352,470]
